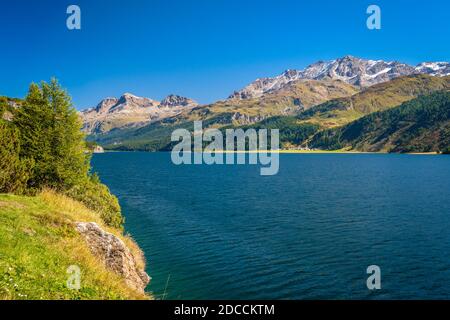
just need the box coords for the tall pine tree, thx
[13,79,89,191]
[12,79,123,228]
[0,119,31,194]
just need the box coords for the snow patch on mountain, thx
[229,56,449,100]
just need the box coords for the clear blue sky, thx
[0,0,448,109]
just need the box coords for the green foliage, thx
[65,174,124,229]
[93,113,321,151]
[2,79,124,228]
[0,121,32,194]
[297,74,450,129]
[307,128,345,150]
[85,140,99,151]
[95,117,198,151]
[13,80,89,191]
[0,97,7,116]
[235,116,320,147]
[310,91,450,153]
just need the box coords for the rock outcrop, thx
[81,93,198,134]
[160,94,197,108]
[75,222,150,293]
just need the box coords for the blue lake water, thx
[91,152,450,299]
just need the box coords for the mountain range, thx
[82,56,450,153]
[229,55,450,99]
[81,93,198,134]
[81,56,450,135]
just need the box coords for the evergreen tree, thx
[0,121,31,193]
[13,79,89,191]
[0,97,6,117]
[11,79,123,228]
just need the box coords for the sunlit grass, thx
[0,191,151,300]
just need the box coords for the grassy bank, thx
[0,190,150,300]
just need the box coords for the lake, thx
[91,152,450,299]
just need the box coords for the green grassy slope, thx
[309,91,450,153]
[297,74,450,128]
[0,191,149,300]
[211,79,359,118]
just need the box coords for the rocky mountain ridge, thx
[81,56,449,135]
[229,56,450,100]
[81,93,198,134]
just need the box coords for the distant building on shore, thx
[93,145,105,153]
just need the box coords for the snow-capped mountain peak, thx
[415,62,450,76]
[229,56,449,100]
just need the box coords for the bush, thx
[65,174,124,229]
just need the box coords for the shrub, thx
[65,174,124,229]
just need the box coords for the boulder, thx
[76,222,150,293]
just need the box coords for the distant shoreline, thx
[99,149,442,155]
